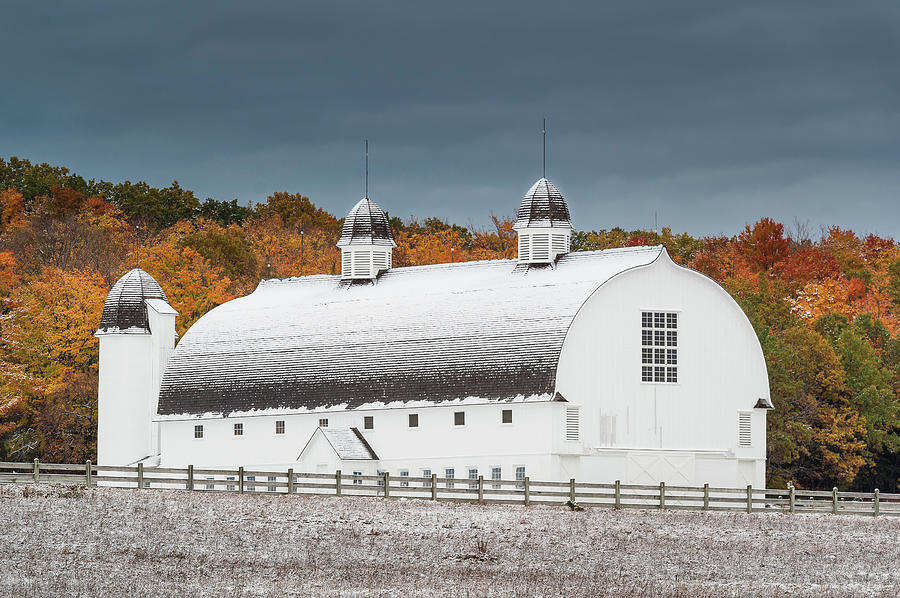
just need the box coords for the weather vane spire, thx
[365,139,369,199]
[542,118,547,179]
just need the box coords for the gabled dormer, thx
[513,178,574,264]
[336,197,396,280]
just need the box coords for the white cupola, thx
[513,178,574,264]
[336,197,396,280]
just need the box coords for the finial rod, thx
[542,118,546,179]
[365,139,369,199]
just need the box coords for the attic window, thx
[233,423,243,436]
[194,425,203,439]
[319,418,328,428]
[408,413,419,428]
[641,311,678,384]
[364,416,374,430]
[502,409,513,424]
[275,420,285,435]
[454,411,465,426]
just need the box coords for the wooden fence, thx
[1,460,897,517]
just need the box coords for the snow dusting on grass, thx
[2,484,899,597]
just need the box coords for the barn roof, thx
[336,197,396,247]
[513,178,573,230]
[97,269,169,334]
[157,246,664,417]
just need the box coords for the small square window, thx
[642,330,653,346]
[194,425,203,439]
[408,413,419,428]
[654,366,665,382]
[666,349,677,365]
[233,423,243,436]
[667,331,677,346]
[654,348,665,364]
[502,409,513,424]
[667,367,678,383]
[642,366,653,382]
[667,313,678,328]
[654,330,666,346]
[454,411,465,426]
[352,472,362,486]
[654,312,665,328]
[275,420,285,435]
[319,418,328,428]
[641,312,653,328]
[364,415,374,430]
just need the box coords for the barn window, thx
[194,425,203,439]
[422,468,432,487]
[739,413,752,446]
[377,470,386,487]
[267,476,276,492]
[246,475,256,491]
[515,466,526,489]
[399,470,409,487]
[364,416,374,430]
[502,409,513,424]
[275,420,285,435]
[352,471,362,486]
[233,423,243,436]
[319,418,328,428]
[409,413,419,428]
[641,311,678,384]
[491,466,502,489]
[445,468,455,488]
[226,476,236,491]
[468,467,478,489]
[205,477,214,490]
[454,411,465,426]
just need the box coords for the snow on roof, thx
[336,197,396,247]
[302,427,379,460]
[513,178,573,230]
[97,269,169,335]
[158,246,664,416]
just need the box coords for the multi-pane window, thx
[364,416,374,430]
[515,466,526,490]
[445,468,455,489]
[246,475,256,492]
[422,468,432,487]
[641,311,678,383]
[399,470,409,487]
[502,409,513,424]
[205,476,214,490]
[319,418,328,428]
[233,423,243,436]
[267,475,276,492]
[409,413,419,428]
[377,470,386,487]
[194,425,203,439]
[454,411,465,426]
[352,471,362,486]
[491,467,502,490]
[468,467,478,489]
[275,420,285,435]
[226,476,236,491]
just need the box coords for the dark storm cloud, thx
[3,1,899,236]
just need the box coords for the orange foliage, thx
[736,217,790,272]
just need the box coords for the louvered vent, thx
[341,251,351,276]
[531,234,550,261]
[552,234,567,254]
[565,407,580,442]
[373,251,388,272]
[738,413,752,446]
[518,235,530,262]
[352,251,372,278]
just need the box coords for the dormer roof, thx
[513,178,573,230]
[97,269,169,334]
[337,198,396,247]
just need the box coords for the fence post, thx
[524,477,530,506]
[431,473,437,501]
[659,482,665,510]
[569,478,576,503]
[335,470,342,496]
[287,468,294,495]
[188,465,194,491]
[703,483,709,510]
[614,480,621,509]
[746,485,753,513]
[789,483,795,514]
[137,462,144,489]
[478,475,484,503]
[874,489,880,517]
[33,458,39,484]
[383,472,390,498]
[832,487,839,515]
[85,460,92,488]
[238,467,244,493]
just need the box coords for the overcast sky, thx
[3,1,899,237]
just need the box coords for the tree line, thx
[2,156,900,491]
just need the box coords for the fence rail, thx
[1,460,896,517]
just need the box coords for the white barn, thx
[95,178,772,488]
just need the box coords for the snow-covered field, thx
[1,484,898,597]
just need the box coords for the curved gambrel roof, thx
[157,246,664,416]
[513,178,573,230]
[97,269,169,334]
[336,197,396,247]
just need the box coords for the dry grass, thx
[1,484,899,597]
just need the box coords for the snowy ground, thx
[1,485,899,597]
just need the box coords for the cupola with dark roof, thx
[513,178,574,264]
[336,197,396,280]
[97,268,170,334]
